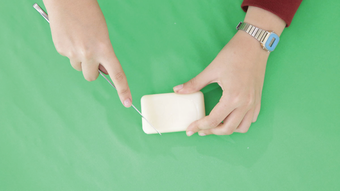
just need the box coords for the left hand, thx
[173,31,269,136]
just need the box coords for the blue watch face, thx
[264,33,280,52]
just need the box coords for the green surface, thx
[1,0,340,190]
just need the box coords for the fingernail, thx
[198,132,206,136]
[187,131,194,136]
[173,84,183,92]
[123,99,131,107]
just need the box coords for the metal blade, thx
[33,4,49,23]
[99,71,161,135]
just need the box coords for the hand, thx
[173,6,286,136]
[43,0,132,107]
[174,31,267,135]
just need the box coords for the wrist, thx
[235,6,285,53]
[233,30,270,58]
[244,6,285,36]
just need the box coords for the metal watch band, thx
[236,22,269,43]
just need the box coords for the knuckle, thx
[82,51,94,60]
[229,92,256,108]
[208,120,220,128]
[55,44,65,55]
[222,128,234,135]
[118,87,130,96]
[84,75,97,82]
[238,128,249,133]
[67,50,77,59]
[187,121,198,130]
[246,91,256,105]
[97,42,110,52]
[217,99,230,109]
[206,117,220,128]
[187,78,198,90]
[245,96,255,107]
[79,46,94,60]
[221,101,230,109]
[72,65,81,71]
[256,103,262,111]
[113,71,126,82]
[230,95,241,105]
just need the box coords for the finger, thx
[252,103,261,122]
[70,59,82,71]
[234,109,254,133]
[173,68,214,94]
[200,108,247,136]
[81,60,100,81]
[99,64,108,75]
[101,55,132,108]
[186,97,235,136]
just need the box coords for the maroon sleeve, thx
[241,0,302,27]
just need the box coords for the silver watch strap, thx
[236,22,269,43]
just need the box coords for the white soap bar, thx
[141,92,205,134]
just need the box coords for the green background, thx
[1,0,339,190]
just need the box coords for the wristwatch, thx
[236,21,280,52]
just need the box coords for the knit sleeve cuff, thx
[241,0,302,27]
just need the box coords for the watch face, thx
[265,33,280,52]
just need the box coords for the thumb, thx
[173,70,212,94]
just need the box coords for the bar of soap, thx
[141,92,205,134]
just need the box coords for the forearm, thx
[43,0,100,13]
[42,0,109,50]
[42,0,104,28]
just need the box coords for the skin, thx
[43,0,285,136]
[173,6,286,136]
[43,0,132,107]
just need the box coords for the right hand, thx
[43,0,132,107]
